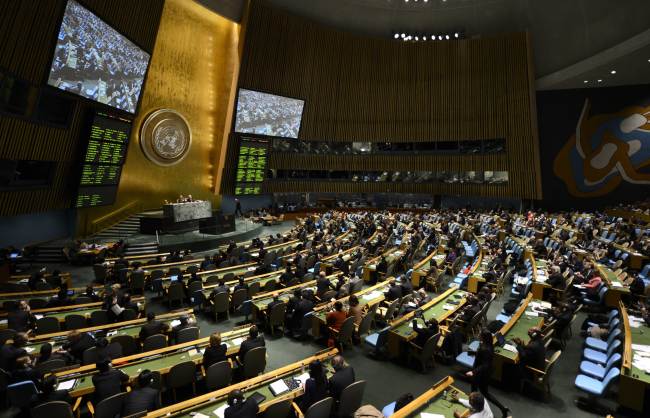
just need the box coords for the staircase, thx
[93,214,143,240]
[124,241,160,256]
[30,244,67,263]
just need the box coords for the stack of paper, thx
[269,379,289,395]
[503,344,518,353]
[231,337,244,346]
[443,304,455,310]
[213,404,228,418]
[362,291,382,301]
[295,372,310,385]
[170,320,181,328]
[57,380,76,391]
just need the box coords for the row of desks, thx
[618,302,650,413]
[24,310,194,354]
[146,348,339,417]
[0,296,146,329]
[53,325,253,398]
[392,376,469,418]
[387,286,467,357]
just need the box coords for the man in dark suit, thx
[546,266,566,289]
[0,332,28,372]
[279,267,295,286]
[514,327,546,374]
[62,330,96,362]
[225,389,258,418]
[122,369,161,415]
[171,316,193,344]
[316,272,334,298]
[267,295,284,311]
[399,275,413,295]
[139,312,170,340]
[92,360,129,403]
[384,279,403,302]
[211,280,230,299]
[237,325,265,364]
[7,301,35,333]
[328,355,355,400]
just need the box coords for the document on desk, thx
[295,372,310,385]
[57,380,76,391]
[421,413,445,418]
[269,379,290,395]
[170,319,181,328]
[362,291,382,301]
[503,344,518,353]
[213,404,228,418]
[443,304,455,310]
[193,413,210,418]
[525,311,538,317]
[230,337,244,346]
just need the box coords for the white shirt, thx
[459,398,494,418]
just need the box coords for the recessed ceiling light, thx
[597,79,603,83]
[394,33,399,39]
[610,70,617,74]
[583,80,588,84]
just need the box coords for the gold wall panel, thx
[77,0,240,235]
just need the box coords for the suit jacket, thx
[7,310,34,333]
[64,333,96,362]
[123,387,161,415]
[92,368,129,402]
[203,343,228,370]
[328,366,355,400]
[238,336,265,362]
[384,285,403,302]
[224,398,259,418]
[517,339,546,370]
[139,320,168,340]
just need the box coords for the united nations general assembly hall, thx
[0,1,649,418]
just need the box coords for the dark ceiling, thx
[195,0,650,90]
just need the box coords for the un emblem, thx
[140,109,192,166]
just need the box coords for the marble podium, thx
[162,201,212,222]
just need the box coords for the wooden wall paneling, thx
[237,0,540,199]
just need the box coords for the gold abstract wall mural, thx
[553,100,650,197]
[76,0,240,236]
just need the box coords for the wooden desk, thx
[618,302,650,413]
[596,263,630,307]
[25,311,196,355]
[250,272,342,321]
[311,280,391,338]
[7,272,73,289]
[387,286,467,358]
[0,284,105,309]
[411,250,445,289]
[492,294,544,382]
[391,376,469,418]
[0,296,145,328]
[54,325,252,398]
[27,309,193,342]
[146,349,339,417]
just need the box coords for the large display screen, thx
[75,113,132,208]
[234,89,304,139]
[47,0,150,114]
[234,139,268,195]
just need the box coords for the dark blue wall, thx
[0,209,75,248]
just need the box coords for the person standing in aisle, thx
[465,330,512,418]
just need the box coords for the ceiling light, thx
[610,70,616,74]
[445,35,450,40]
[583,80,588,84]
[415,36,419,41]
[401,33,406,38]
[394,33,399,39]
[438,35,443,40]
[597,79,602,83]
[423,36,427,40]
[454,32,459,38]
